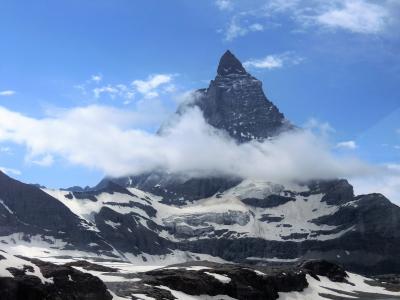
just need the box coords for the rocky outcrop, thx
[113,260,351,300]
[111,172,241,204]
[191,50,293,143]
[0,171,114,254]
[0,256,112,300]
[242,194,295,208]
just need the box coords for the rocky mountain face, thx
[0,171,115,255]
[0,50,400,290]
[191,50,293,143]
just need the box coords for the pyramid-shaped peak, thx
[217,50,247,76]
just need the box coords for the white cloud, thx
[237,0,393,36]
[0,90,16,96]
[0,166,21,176]
[352,163,400,204]
[0,104,375,184]
[244,55,284,69]
[91,74,102,83]
[93,85,119,98]
[265,0,302,13]
[93,84,135,100]
[336,140,358,150]
[249,23,264,31]
[215,0,232,11]
[132,74,173,99]
[79,73,177,102]
[316,0,389,34]
[0,146,12,154]
[31,154,54,167]
[304,118,335,137]
[244,52,303,70]
[224,17,265,41]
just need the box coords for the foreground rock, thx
[103,260,400,300]
[1,251,400,300]
[0,252,112,300]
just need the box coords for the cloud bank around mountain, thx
[0,102,384,179]
[0,95,399,203]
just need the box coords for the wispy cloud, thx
[218,0,394,37]
[132,74,174,99]
[336,140,358,150]
[316,0,389,34]
[304,118,335,136]
[93,84,135,100]
[31,154,54,167]
[215,0,232,11]
[224,17,264,41]
[76,72,179,106]
[244,52,303,70]
[0,166,21,176]
[0,90,16,96]
[91,74,102,83]
[352,163,400,204]
[0,146,12,154]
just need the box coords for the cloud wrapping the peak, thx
[0,103,375,184]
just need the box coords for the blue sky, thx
[0,0,399,197]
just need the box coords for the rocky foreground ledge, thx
[1,251,400,300]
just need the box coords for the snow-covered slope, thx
[40,176,400,275]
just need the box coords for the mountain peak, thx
[217,50,247,76]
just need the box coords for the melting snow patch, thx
[108,290,131,300]
[131,294,157,300]
[278,273,400,300]
[105,220,121,229]
[184,266,212,271]
[246,257,299,263]
[204,272,231,284]
[0,199,13,214]
[156,286,237,300]
[252,269,266,276]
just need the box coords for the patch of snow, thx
[157,285,237,300]
[108,290,131,300]
[204,272,231,283]
[246,257,299,263]
[279,273,400,299]
[131,294,157,300]
[0,199,13,214]
[105,220,121,229]
[0,250,52,284]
